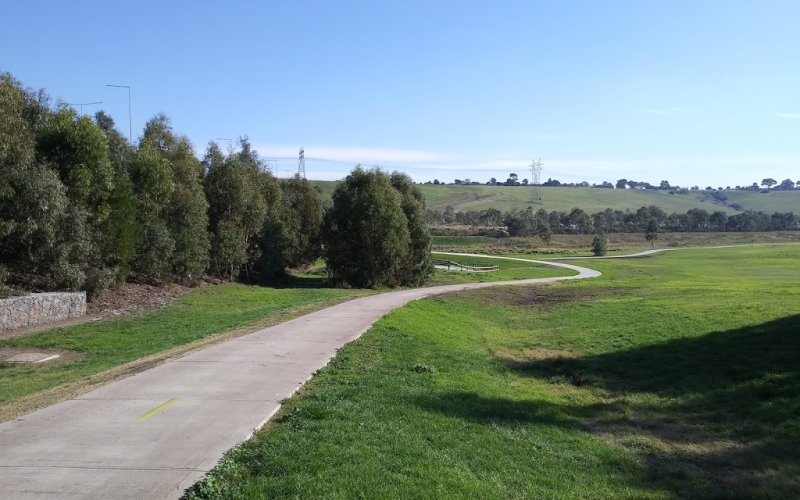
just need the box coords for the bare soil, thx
[87,282,196,318]
[0,347,84,365]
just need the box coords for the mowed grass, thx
[0,284,366,412]
[186,246,800,499]
[310,180,745,214]
[427,253,575,285]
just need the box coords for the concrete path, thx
[0,258,599,500]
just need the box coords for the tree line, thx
[422,174,800,190]
[429,205,799,239]
[0,73,432,296]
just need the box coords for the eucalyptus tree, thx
[258,174,323,278]
[131,114,209,282]
[0,73,67,280]
[322,167,412,288]
[204,138,278,280]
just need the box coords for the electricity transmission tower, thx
[529,158,544,204]
[298,147,306,179]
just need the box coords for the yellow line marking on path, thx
[135,398,180,422]
[294,332,309,339]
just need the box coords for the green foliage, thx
[132,115,209,281]
[258,175,323,278]
[35,107,115,223]
[645,218,659,243]
[591,233,608,256]
[203,139,275,279]
[390,172,434,286]
[322,167,412,288]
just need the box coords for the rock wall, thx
[0,292,87,331]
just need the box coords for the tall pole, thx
[530,158,544,204]
[67,101,103,116]
[107,84,132,144]
[298,147,306,180]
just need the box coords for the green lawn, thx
[428,253,575,285]
[187,246,800,499]
[0,283,367,416]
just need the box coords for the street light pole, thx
[107,84,132,143]
[67,101,103,116]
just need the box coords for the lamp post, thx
[67,101,103,116]
[106,84,132,143]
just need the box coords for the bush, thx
[591,233,608,256]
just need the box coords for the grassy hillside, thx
[310,180,800,214]
[700,189,800,214]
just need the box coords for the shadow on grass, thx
[415,316,800,498]
[512,314,800,498]
[413,391,579,429]
[241,274,331,289]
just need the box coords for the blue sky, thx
[3,1,798,187]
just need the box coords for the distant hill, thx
[308,180,800,214]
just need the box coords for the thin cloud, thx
[252,144,444,163]
[774,112,800,119]
[641,107,704,115]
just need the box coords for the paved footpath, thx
[0,258,599,500]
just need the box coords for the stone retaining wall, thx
[0,292,87,331]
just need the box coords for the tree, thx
[137,114,209,282]
[489,177,497,186]
[258,174,322,279]
[34,104,119,295]
[389,171,433,286]
[322,167,411,288]
[203,139,273,280]
[522,178,528,185]
[616,179,628,189]
[645,219,659,244]
[761,178,777,189]
[591,233,608,256]
[779,179,794,190]
[0,73,68,284]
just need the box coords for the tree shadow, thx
[412,391,579,429]
[511,314,800,498]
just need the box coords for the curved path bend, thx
[0,257,599,500]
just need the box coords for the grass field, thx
[310,180,800,214]
[0,284,367,420]
[432,231,800,257]
[427,254,575,285]
[709,189,800,214]
[187,246,800,499]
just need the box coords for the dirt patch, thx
[0,347,84,365]
[87,282,196,318]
